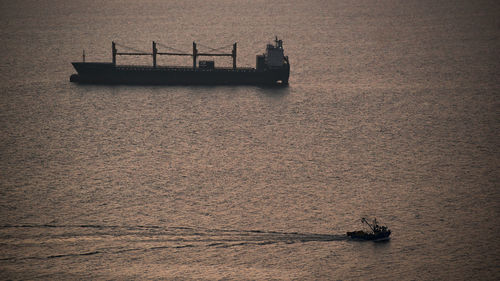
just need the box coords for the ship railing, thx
[115,65,256,72]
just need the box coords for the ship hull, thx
[71,63,289,85]
[346,230,391,241]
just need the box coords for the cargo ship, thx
[70,37,289,85]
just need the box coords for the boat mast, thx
[361,218,376,232]
[112,41,117,65]
[152,41,157,68]
[193,42,197,69]
[232,42,237,69]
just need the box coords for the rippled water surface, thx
[1,0,499,279]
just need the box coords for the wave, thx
[0,224,348,261]
[0,223,347,240]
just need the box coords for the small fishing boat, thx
[347,218,391,241]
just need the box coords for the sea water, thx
[0,0,499,279]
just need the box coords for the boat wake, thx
[0,224,347,261]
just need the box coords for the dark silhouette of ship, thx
[70,37,289,85]
[347,218,391,241]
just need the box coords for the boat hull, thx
[70,62,289,85]
[346,230,391,241]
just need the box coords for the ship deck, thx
[116,65,257,72]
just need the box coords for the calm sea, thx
[1,0,499,279]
